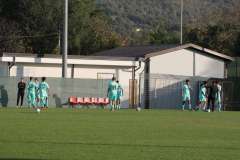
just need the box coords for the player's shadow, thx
[52,94,62,108]
[0,85,8,107]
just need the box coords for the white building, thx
[0,43,234,108]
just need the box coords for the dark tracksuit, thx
[207,85,218,112]
[17,82,26,106]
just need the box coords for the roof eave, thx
[1,52,136,61]
[144,43,235,61]
[188,44,235,61]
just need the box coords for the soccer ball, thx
[36,108,41,113]
[136,107,141,112]
[207,109,211,113]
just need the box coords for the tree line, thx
[0,0,239,56]
[0,0,121,55]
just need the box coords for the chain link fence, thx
[139,74,207,109]
[228,57,240,78]
[139,74,240,110]
[222,78,240,111]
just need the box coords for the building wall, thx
[0,62,8,76]
[145,49,226,109]
[150,49,194,76]
[10,64,69,78]
[73,67,116,79]
[150,49,225,78]
[1,50,227,109]
[195,53,225,78]
[7,62,139,108]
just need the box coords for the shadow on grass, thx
[1,140,239,151]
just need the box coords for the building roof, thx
[1,43,234,62]
[145,43,234,61]
[0,54,135,68]
[93,44,178,58]
[94,43,234,61]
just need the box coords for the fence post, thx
[144,58,150,109]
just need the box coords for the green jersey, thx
[117,84,123,97]
[199,86,207,101]
[39,81,49,97]
[108,81,118,94]
[182,84,190,97]
[108,81,118,100]
[35,82,40,97]
[216,84,222,102]
[27,81,36,93]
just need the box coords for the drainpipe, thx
[131,59,142,109]
[144,58,150,109]
[8,56,16,76]
[138,66,145,108]
[131,66,135,108]
[71,64,75,79]
[121,60,142,109]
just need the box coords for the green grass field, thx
[0,108,239,160]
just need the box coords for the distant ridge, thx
[97,0,237,36]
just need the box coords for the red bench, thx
[69,97,78,107]
[69,96,110,108]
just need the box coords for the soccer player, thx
[35,78,40,107]
[207,81,218,112]
[27,77,36,108]
[39,77,49,108]
[107,77,118,111]
[198,81,207,111]
[182,79,192,111]
[216,81,222,112]
[16,77,26,108]
[116,80,123,110]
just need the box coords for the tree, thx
[184,23,240,56]
[149,21,179,45]
[0,0,121,55]
[68,0,121,55]
[0,0,62,54]
[0,18,24,53]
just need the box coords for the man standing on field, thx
[216,81,222,112]
[116,80,123,110]
[107,77,118,111]
[27,77,36,108]
[182,79,192,111]
[198,81,207,111]
[35,78,40,107]
[207,81,218,112]
[39,77,49,108]
[16,77,26,108]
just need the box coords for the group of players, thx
[107,77,124,111]
[182,79,222,112]
[17,77,50,108]
[17,76,222,112]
